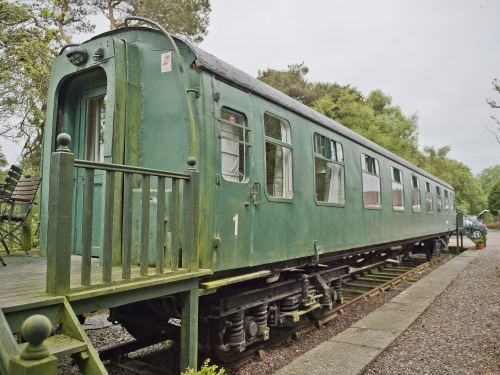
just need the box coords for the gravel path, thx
[363,231,500,375]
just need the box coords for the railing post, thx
[182,157,199,271]
[9,315,57,375]
[46,133,74,296]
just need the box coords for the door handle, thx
[250,181,261,207]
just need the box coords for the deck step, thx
[19,334,87,358]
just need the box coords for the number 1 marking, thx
[233,214,238,236]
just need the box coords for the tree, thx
[312,89,420,163]
[487,78,500,143]
[487,178,500,213]
[0,146,7,169]
[258,62,320,106]
[0,1,60,167]
[420,146,486,213]
[0,0,211,171]
[95,0,211,43]
[52,0,96,44]
[477,165,500,197]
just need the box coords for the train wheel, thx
[209,314,248,362]
[208,305,270,362]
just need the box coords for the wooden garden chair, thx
[0,175,41,266]
[0,165,23,265]
[0,165,22,205]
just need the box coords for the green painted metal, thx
[212,79,253,270]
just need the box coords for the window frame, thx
[425,181,433,213]
[263,112,294,202]
[436,186,443,214]
[411,175,421,213]
[361,153,382,209]
[444,190,450,213]
[391,166,405,212]
[219,107,251,183]
[313,132,346,206]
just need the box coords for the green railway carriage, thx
[39,22,455,359]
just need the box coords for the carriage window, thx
[450,193,455,211]
[425,182,433,213]
[314,133,345,204]
[264,113,293,199]
[220,108,249,182]
[361,154,381,208]
[444,190,450,213]
[411,175,421,213]
[391,167,404,211]
[436,186,443,214]
[85,96,106,162]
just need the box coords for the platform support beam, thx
[180,280,199,372]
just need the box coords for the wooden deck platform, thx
[0,249,210,333]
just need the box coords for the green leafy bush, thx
[182,359,225,375]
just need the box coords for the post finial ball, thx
[187,156,197,167]
[19,314,52,360]
[56,133,71,152]
[21,314,51,346]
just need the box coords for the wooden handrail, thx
[74,159,190,180]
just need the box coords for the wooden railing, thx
[46,133,200,295]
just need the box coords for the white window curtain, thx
[327,163,344,204]
[269,121,293,198]
[221,122,240,182]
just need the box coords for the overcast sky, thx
[198,0,500,174]
[3,0,498,175]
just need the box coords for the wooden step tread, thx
[19,334,87,358]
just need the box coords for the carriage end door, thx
[214,79,255,268]
[73,85,107,256]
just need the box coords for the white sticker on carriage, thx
[161,52,172,73]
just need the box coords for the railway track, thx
[101,256,444,373]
